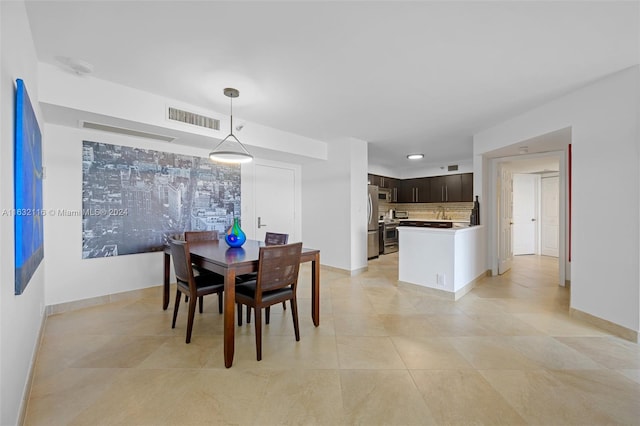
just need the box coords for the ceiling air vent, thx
[447,164,459,172]
[168,107,220,130]
[81,121,175,142]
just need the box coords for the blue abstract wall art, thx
[14,79,44,295]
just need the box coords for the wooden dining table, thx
[162,239,320,368]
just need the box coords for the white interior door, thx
[541,175,560,257]
[498,165,513,274]
[254,164,296,242]
[513,174,539,255]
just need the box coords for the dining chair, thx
[238,232,289,322]
[168,238,224,343]
[185,230,219,242]
[184,230,224,314]
[264,232,289,245]
[235,242,303,361]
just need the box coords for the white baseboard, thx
[399,270,490,301]
[570,307,638,343]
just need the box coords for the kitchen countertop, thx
[399,224,480,233]
[399,219,471,228]
[398,219,469,223]
[379,218,471,227]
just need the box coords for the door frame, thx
[489,150,567,286]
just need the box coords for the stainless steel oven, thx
[382,220,399,254]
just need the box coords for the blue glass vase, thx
[225,217,246,248]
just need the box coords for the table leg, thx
[163,252,170,310]
[223,268,237,368]
[311,252,320,326]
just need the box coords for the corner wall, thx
[474,66,640,334]
[302,138,368,272]
[0,2,47,424]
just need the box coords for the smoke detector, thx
[55,56,94,76]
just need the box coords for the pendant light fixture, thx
[209,88,253,164]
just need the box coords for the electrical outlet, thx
[436,273,445,287]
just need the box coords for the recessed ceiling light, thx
[407,154,424,160]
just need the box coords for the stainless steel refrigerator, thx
[367,185,379,259]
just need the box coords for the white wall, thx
[0,2,47,424]
[43,124,304,306]
[400,160,474,180]
[302,138,368,272]
[369,159,473,180]
[349,140,369,273]
[474,67,640,333]
[38,63,327,163]
[35,58,323,306]
[43,125,187,305]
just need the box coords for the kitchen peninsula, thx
[398,224,486,300]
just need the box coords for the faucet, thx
[437,206,446,220]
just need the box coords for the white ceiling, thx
[24,1,639,174]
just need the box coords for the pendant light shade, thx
[209,88,253,164]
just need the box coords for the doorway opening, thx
[512,168,560,258]
[484,127,571,296]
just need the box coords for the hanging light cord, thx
[210,93,252,155]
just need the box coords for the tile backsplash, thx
[378,202,474,222]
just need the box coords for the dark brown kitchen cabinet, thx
[430,174,462,202]
[461,173,473,201]
[398,180,413,203]
[429,173,473,202]
[370,172,473,203]
[379,176,393,189]
[400,178,430,203]
[369,174,401,202]
[387,178,401,202]
[368,174,390,189]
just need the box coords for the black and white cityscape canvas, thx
[82,141,241,258]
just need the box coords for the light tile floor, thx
[25,254,640,425]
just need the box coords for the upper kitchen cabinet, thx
[430,173,473,202]
[461,173,473,201]
[378,175,391,189]
[368,174,401,202]
[387,178,401,202]
[370,172,472,203]
[399,178,430,203]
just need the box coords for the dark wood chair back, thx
[256,242,302,295]
[235,242,303,360]
[168,239,195,292]
[264,232,289,246]
[185,231,219,242]
[168,238,225,343]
